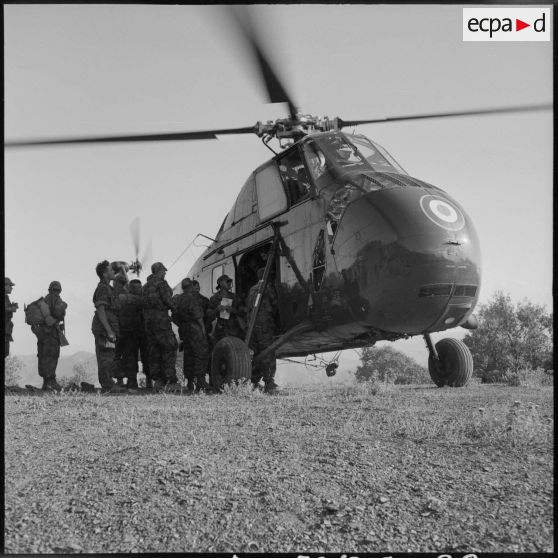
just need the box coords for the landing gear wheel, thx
[428,338,473,387]
[210,336,252,392]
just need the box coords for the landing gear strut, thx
[424,334,473,387]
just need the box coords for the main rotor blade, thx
[4,125,258,148]
[337,103,553,128]
[227,6,298,119]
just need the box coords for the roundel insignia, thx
[419,195,465,232]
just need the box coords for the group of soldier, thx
[4,258,279,395]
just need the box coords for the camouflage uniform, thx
[33,289,67,383]
[112,279,129,383]
[172,290,209,390]
[142,274,178,385]
[118,288,146,388]
[196,292,211,333]
[246,280,278,385]
[5,295,17,358]
[207,291,244,342]
[91,280,121,389]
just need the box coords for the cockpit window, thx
[348,135,407,174]
[315,132,406,174]
[318,135,369,170]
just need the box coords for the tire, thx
[428,337,473,388]
[210,336,252,391]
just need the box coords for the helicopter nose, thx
[331,185,481,333]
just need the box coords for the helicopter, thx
[5,7,551,389]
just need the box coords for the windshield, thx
[348,134,407,174]
[314,132,406,174]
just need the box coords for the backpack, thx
[24,298,49,326]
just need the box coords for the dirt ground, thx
[4,382,553,553]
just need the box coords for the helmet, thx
[48,281,62,291]
[151,262,167,274]
[217,274,232,285]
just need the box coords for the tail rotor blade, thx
[140,239,153,277]
[130,217,141,260]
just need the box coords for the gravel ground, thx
[4,382,553,553]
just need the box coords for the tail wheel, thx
[428,337,473,387]
[210,336,252,391]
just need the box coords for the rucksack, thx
[24,298,49,326]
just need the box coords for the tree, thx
[463,291,553,379]
[4,355,24,386]
[356,345,429,384]
[59,359,97,389]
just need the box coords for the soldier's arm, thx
[207,296,220,321]
[170,296,181,326]
[158,283,175,311]
[96,304,116,341]
[94,285,116,340]
[191,299,206,335]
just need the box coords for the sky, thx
[4,4,553,373]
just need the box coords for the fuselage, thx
[185,131,481,357]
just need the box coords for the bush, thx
[4,356,24,386]
[356,346,429,385]
[59,360,97,389]
[503,367,553,388]
[464,292,553,379]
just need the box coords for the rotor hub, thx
[255,114,340,142]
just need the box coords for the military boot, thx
[42,377,62,392]
[264,379,279,394]
[195,376,210,393]
[127,378,139,390]
[116,377,125,387]
[152,380,165,393]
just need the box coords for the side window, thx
[223,176,256,231]
[222,212,234,231]
[255,164,288,221]
[278,148,311,206]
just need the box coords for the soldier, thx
[142,262,180,393]
[207,275,244,343]
[172,278,210,392]
[5,277,18,358]
[192,279,211,378]
[192,280,210,328]
[246,268,279,393]
[112,273,129,387]
[117,278,146,390]
[31,281,68,392]
[91,260,127,394]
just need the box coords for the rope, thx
[167,236,198,272]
